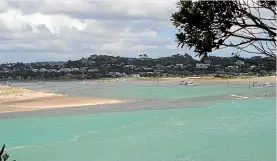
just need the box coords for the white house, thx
[88,61,96,64]
[40,68,48,72]
[143,67,153,71]
[235,60,245,66]
[88,68,99,72]
[71,68,80,72]
[153,69,164,73]
[196,63,210,69]
[125,65,135,68]
[156,64,165,69]
[32,69,39,72]
[60,68,71,72]
[131,74,140,78]
[48,69,57,72]
[227,66,238,69]
[175,64,185,68]
[249,65,256,70]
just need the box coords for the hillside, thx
[0,54,275,80]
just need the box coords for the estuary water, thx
[0,80,276,161]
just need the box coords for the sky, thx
[0,0,269,63]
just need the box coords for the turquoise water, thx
[16,81,276,99]
[0,81,276,161]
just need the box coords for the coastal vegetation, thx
[0,54,275,81]
[0,144,13,161]
[171,0,276,59]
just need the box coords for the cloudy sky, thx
[0,0,259,63]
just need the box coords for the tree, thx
[143,54,148,59]
[215,70,226,77]
[0,144,14,161]
[171,0,276,59]
[248,71,255,76]
[259,69,268,76]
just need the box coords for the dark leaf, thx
[0,144,5,157]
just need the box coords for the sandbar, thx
[0,86,123,113]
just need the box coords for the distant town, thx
[0,54,275,80]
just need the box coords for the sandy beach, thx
[0,86,123,113]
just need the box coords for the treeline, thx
[0,54,275,80]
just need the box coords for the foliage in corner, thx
[171,0,276,59]
[0,144,15,161]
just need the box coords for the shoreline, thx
[95,76,276,82]
[185,76,276,83]
[0,76,275,114]
[0,86,124,113]
[5,76,275,83]
[146,76,276,82]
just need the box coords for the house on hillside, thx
[166,65,174,68]
[71,68,80,72]
[175,64,186,68]
[32,69,39,72]
[226,66,238,69]
[48,69,58,72]
[143,67,153,71]
[108,72,124,77]
[196,63,210,69]
[153,69,165,73]
[156,64,165,69]
[131,74,140,78]
[40,68,48,72]
[204,60,212,64]
[60,68,71,72]
[88,68,99,72]
[249,65,257,70]
[125,65,135,68]
[235,60,245,66]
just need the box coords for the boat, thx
[252,81,261,86]
[179,81,199,86]
[263,82,274,87]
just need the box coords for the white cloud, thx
[0,0,251,63]
[21,13,87,33]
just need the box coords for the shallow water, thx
[0,81,276,161]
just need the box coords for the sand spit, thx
[0,86,123,113]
